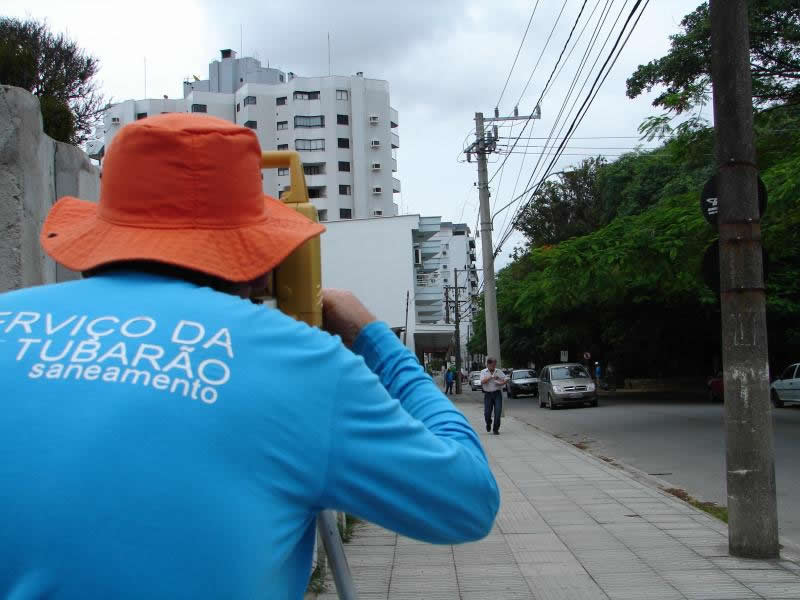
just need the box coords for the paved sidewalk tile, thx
[316,401,800,599]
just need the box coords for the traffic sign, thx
[700,175,767,227]
[583,351,591,360]
[560,350,568,363]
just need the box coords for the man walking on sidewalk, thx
[481,358,507,435]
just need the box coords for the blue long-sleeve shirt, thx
[0,271,499,599]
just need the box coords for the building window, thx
[308,187,325,199]
[318,209,328,222]
[277,121,288,130]
[244,120,257,129]
[294,115,325,128]
[277,168,289,176]
[336,89,348,100]
[304,164,323,176]
[277,144,288,150]
[136,112,148,120]
[243,95,257,106]
[339,185,352,195]
[276,96,287,106]
[337,114,349,125]
[295,139,325,151]
[338,161,350,172]
[337,138,350,149]
[236,103,240,112]
[294,91,320,100]
[340,208,352,219]
[279,74,285,82]
[442,264,448,270]
[191,104,207,113]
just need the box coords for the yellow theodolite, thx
[257,150,357,600]
[255,151,323,327]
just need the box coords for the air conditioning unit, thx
[369,115,379,125]
[372,186,383,194]
[370,139,381,148]
[111,117,121,125]
[372,209,383,216]
[371,162,381,170]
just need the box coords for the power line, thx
[496,0,541,109]
[487,0,593,185]
[494,0,619,248]
[495,0,650,255]
[494,0,631,249]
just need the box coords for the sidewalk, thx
[316,399,800,600]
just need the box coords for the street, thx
[459,387,800,546]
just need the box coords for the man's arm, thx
[318,291,499,543]
[480,371,491,384]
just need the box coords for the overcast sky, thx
[10,0,703,270]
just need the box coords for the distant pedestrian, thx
[445,369,455,394]
[607,363,616,391]
[480,358,507,435]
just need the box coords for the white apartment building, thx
[95,50,400,220]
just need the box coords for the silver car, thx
[469,371,482,391]
[507,369,539,398]
[538,363,597,409]
[771,363,800,407]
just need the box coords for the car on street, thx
[506,369,539,398]
[707,363,799,407]
[771,363,800,407]
[469,371,482,391]
[538,363,597,409]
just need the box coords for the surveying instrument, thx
[255,151,358,599]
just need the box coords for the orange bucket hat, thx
[41,113,325,282]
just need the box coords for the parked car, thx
[538,363,597,409]
[707,373,724,402]
[708,364,799,407]
[771,363,800,407]
[469,371,482,391]
[507,369,539,398]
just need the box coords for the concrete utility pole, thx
[467,108,540,368]
[710,0,778,558]
[454,268,462,394]
[473,112,501,367]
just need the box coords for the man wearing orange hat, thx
[0,114,498,599]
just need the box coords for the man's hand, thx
[322,289,377,347]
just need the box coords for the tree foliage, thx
[626,1,800,138]
[0,16,106,144]
[471,104,800,377]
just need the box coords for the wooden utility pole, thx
[710,0,778,558]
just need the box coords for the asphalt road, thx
[459,387,800,546]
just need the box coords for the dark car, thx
[507,369,538,398]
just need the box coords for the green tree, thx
[514,157,608,247]
[0,16,106,144]
[626,1,800,137]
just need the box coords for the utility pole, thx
[454,268,462,394]
[467,107,540,368]
[710,0,778,558]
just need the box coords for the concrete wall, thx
[0,85,100,292]
[321,214,418,352]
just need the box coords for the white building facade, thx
[97,50,400,221]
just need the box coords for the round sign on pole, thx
[583,352,591,360]
[700,175,767,227]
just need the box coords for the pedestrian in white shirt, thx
[480,358,508,435]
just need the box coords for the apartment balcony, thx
[390,107,398,128]
[419,240,441,257]
[416,216,441,236]
[469,239,476,249]
[421,256,440,270]
[414,271,443,304]
[469,252,476,262]
[391,131,399,149]
[392,177,401,193]
[392,157,397,172]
